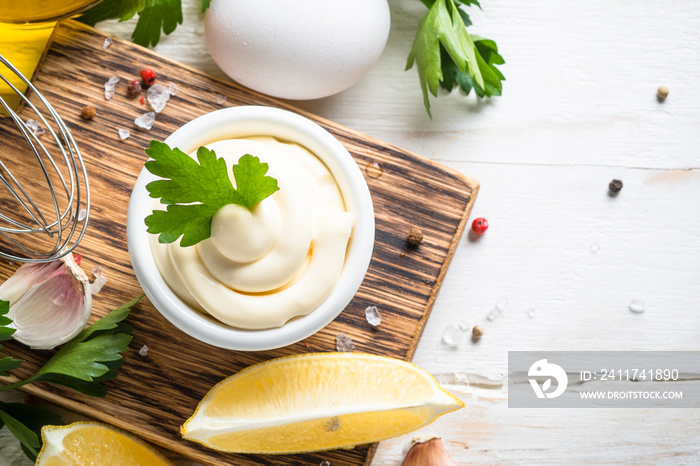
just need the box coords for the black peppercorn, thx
[609,179,623,194]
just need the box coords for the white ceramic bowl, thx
[126,106,374,351]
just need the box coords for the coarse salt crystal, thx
[168,82,178,96]
[147,84,170,113]
[215,93,227,104]
[139,345,148,357]
[118,128,130,140]
[92,265,103,278]
[102,37,113,49]
[364,305,381,327]
[335,333,354,352]
[441,325,461,347]
[104,76,120,100]
[134,112,156,130]
[77,208,87,221]
[90,275,108,294]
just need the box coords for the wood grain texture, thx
[0,21,477,466]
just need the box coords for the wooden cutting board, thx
[0,21,478,465]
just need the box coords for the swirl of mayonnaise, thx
[150,137,354,329]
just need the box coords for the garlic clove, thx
[0,254,92,350]
[0,260,62,305]
[402,437,457,466]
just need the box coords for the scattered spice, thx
[140,68,157,86]
[471,217,488,235]
[608,179,623,194]
[140,96,145,105]
[80,105,96,120]
[657,85,669,102]
[472,325,485,340]
[407,227,423,246]
[400,251,406,258]
[127,79,142,98]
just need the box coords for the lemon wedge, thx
[35,422,173,466]
[181,352,463,454]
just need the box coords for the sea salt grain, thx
[335,333,355,352]
[364,305,381,327]
[629,298,645,314]
[102,37,113,49]
[92,264,103,278]
[168,82,178,96]
[134,112,156,130]
[147,83,170,113]
[441,325,461,348]
[486,307,502,321]
[77,208,87,221]
[118,128,130,140]
[25,118,44,136]
[139,345,148,357]
[495,295,509,311]
[320,461,331,466]
[90,275,108,294]
[104,75,120,100]
[215,93,227,104]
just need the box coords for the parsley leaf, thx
[132,0,183,47]
[77,0,183,48]
[77,0,154,26]
[0,300,23,377]
[0,296,141,397]
[144,141,279,247]
[0,401,62,461]
[406,0,504,116]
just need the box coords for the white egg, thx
[205,0,391,100]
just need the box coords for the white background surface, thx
[3,0,700,464]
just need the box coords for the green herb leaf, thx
[233,154,280,207]
[0,407,40,458]
[144,141,279,247]
[201,0,211,14]
[0,401,62,461]
[132,0,183,47]
[18,296,143,397]
[0,299,15,341]
[0,300,23,376]
[407,0,504,116]
[0,357,24,376]
[77,0,154,26]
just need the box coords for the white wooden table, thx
[3,0,699,464]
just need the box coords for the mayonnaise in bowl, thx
[127,106,374,351]
[150,137,355,330]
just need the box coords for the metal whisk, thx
[0,54,89,263]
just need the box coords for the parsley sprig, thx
[144,141,279,247]
[0,296,141,460]
[78,0,191,48]
[406,0,505,117]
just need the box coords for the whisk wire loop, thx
[0,53,90,262]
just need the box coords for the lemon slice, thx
[35,422,173,466]
[181,352,463,454]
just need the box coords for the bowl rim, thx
[126,105,374,351]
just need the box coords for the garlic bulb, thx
[0,254,92,350]
[402,437,457,466]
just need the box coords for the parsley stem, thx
[0,375,37,392]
